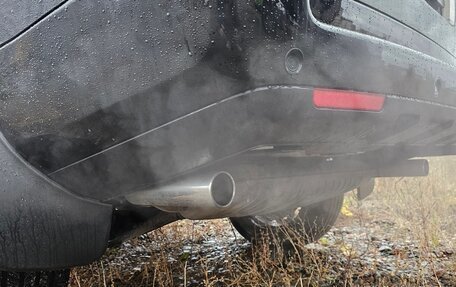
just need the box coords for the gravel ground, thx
[71,197,456,286]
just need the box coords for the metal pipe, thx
[374,159,429,177]
[124,159,429,220]
[125,171,361,219]
[125,172,235,218]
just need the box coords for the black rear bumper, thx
[42,0,456,200]
[0,0,454,199]
[48,85,456,200]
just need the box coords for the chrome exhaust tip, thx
[125,171,235,219]
[210,172,236,208]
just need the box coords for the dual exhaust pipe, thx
[125,159,429,219]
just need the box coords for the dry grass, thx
[373,157,456,252]
[71,157,456,287]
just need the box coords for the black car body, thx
[0,0,455,276]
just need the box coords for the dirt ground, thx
[71,157,456,287]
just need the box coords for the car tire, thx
[230,195,344,244]
[0,270,70,287]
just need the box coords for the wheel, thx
[230,195,344,244]
[0,270,70,287]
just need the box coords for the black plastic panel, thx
[0,0,65,45]
[49,87,456,200]
[0,134,112,270]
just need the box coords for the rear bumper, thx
[49,85,456,200]
[0,2,455,200]
[45,1,456,200]
[0,134,112,271]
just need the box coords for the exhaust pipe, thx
[374,159,429,177]
[125,170,362,219]
[125,159,429,220]
[125,172,236,219]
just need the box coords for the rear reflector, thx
[313,89,385,112]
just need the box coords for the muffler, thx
[126,172,236,219]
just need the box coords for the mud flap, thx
[0,134,112,271]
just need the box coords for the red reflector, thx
[313,89,385,112]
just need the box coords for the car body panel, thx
[0,0,65,45]
[356,0,456,55]
[336,0,455,63]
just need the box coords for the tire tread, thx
[231,195,344,243]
